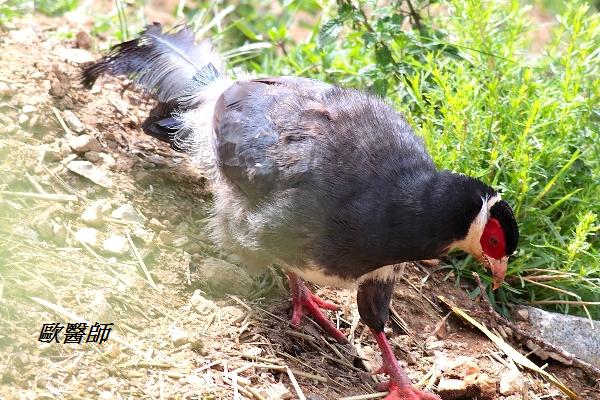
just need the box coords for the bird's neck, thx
[361,170,491,265]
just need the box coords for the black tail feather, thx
[82,23,220,104]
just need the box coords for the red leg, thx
[371,329,441,400]
[287,272,348,344]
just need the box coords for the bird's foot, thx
[375,381,441,400]
[287,272,347,344]
[371,328,441,400]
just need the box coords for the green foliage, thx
[0,0,32,25]
[35,0,79,16]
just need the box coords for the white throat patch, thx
[447,194,501,258]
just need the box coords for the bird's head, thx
[451,195,519,289]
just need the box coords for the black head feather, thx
[490,200,519,255]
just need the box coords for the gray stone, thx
[67,160,113,188]
[131,227,154,244]
[84,151,101,163]
[75,227,99,246]
[499,368,527,396]
[56,47,95,64]
[81,201,106,226]
[22,104,36,114]
[170,326,189,347]
[102,235,129,255]
[192,257,253,296]
[157,230,174,246]
[67,134,102,153]
[63,110,85,133]
[18,113,29,126]
[148,218,166,231]
[523,306,600,367]
[0,81,16,98]
[111,203,145,224]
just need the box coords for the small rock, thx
[148,218,166,231]
[425,336,444,350]
[81,202,106,226]
[157,230,174,246]
[56,47,95,64]
[85,151,101,163]
[172,236,190,248]
[75,227,99,246]
[111,203,145,224]
[515,307,529,321]
[131,227,154,244]
[67,134,102,153]
[66,160,113,188]
[192,257,253,296]
[170,325,189,347]
[499,369,527,396]
[102,235,129,255]
[190,289,216,315]
[190,338,205,354]
[437,378,473,400]
[59,142,72,156]
[97,153,116,168]
[0,81,16,98]
[50,79,68,98]
[36,220,67,245]
[63,110,85,133]
[75,30,93,50]
[256,383,292,400]
[18,114,29,126]
[89,290,113,321]
[22,104,36,114]
[45,147,62,162]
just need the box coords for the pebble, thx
[111,203,145,224]
[191,257,253,296]
[97,153,116,168]
[18,114,29,126]
[0,81,16,98]
[157,230,174,246]
[256,383,291,400]
[102,235,130,255]
[22,104,36,114]
[63,110,85,133]
[66,160,113,188]
[499,368,527,396]
[75,30,93,50]
[170,325,189,347]
[67,134,102,153]
[148,218,167,231]
[131,226,154,244]
[36,220,67,245]
[75,227,99,246]
[56,47,95,64]
[81,202,107,226]
[190,289,216,315]
[172,236,190,248]
[84,151,101,163]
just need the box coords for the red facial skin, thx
[480,218,506,259]
[480,217,508,289]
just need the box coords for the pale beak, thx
[483,255,509,290]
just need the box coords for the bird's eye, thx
[489,237,499,247]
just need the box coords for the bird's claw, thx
[288,273,347,344]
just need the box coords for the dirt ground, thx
[0,12,599,400]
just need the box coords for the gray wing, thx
[212,77,333,204]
